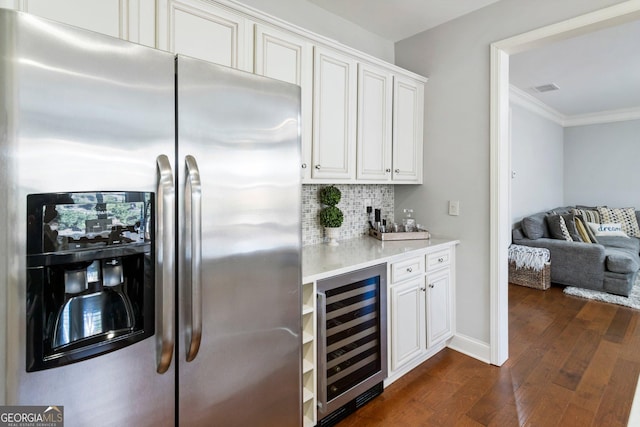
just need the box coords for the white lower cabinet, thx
[426,267,452,348]
[387,245,455,383]
[390,276,425,371]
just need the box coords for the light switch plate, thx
[448,200,460,216]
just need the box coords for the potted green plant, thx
[318,185,343,246]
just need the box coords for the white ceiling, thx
[510,19,640,117]
[307,0,502,42]
[309,0,640,118]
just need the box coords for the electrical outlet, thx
[448,200,460,216]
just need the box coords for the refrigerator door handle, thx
[156,154,175,374]
[317,291,328,414]
[185,155,202,362]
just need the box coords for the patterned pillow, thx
[574,216,598,243]
[546,214,574,241]
[571,208,600,224]
[558,216,573,241]
[597,207,640,237]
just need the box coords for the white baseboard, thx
[447,333,492,364]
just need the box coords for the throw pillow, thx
[574,216,598,244]
[546,215,573,241]
[558,216,573,241]
[571,208,600,224]
[522,216,546,240]
[597,207,640,237]
[574,217,592,243]
[576,205,604,210]
[587,222,629,238]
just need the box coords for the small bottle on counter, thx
[403,209,416,232]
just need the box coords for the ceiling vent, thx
[532,83,560,93]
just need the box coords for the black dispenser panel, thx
[26,192,155,372]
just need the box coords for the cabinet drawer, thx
[426,248,451,271]
[391,256,424,283]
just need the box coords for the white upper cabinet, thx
[4,0,156,46]
[356,63,393,182]
[312,46,357,181]
[158,0,252,71]
[254,24,313,180]
[393,75,424,183]
[10,0,426,184]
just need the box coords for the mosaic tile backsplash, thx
[302,184,394,246]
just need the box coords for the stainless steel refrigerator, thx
[0,8,302,427]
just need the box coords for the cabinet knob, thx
[315,164,321,170]
[394,169,400,173]
[429,283,434,288]
[407,267,412,273]
[438,257,445,263]
[420,287,426,292]
[301,163,307,169]
[386,168,391,173]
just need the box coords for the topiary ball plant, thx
[319,185,344,228]
[319,185,342,207]
[319,205,344,228]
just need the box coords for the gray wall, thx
[394,0,627,346]
[510,104,564,223]
[564,119,640,208]
[235,0,394,62]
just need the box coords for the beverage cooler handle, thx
[185,155,202,362]
[317,291,328,414]
[156,154,175,374]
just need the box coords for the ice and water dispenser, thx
[26,191,155,371]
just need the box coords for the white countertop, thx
[302,235,459,283]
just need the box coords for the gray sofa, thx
[512,206,640,296]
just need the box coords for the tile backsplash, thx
[302,184,394,246]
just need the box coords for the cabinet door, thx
[390,277,426,372]
[357,63,393,181]
[159,0,252,71]
[8,0,155,45]
[426,268,452,348]
[392,75,424,183]
[255,24,313,180]
[312,46,357,180]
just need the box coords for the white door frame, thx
[489,0,640,365]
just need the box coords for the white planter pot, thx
[324,227,341,246]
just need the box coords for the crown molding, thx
[509,85,565,125]
[563,106,640,127]
[510,84,640,127]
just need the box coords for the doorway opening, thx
[489,1,640,365]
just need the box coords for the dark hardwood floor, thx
[336,283,640,426]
